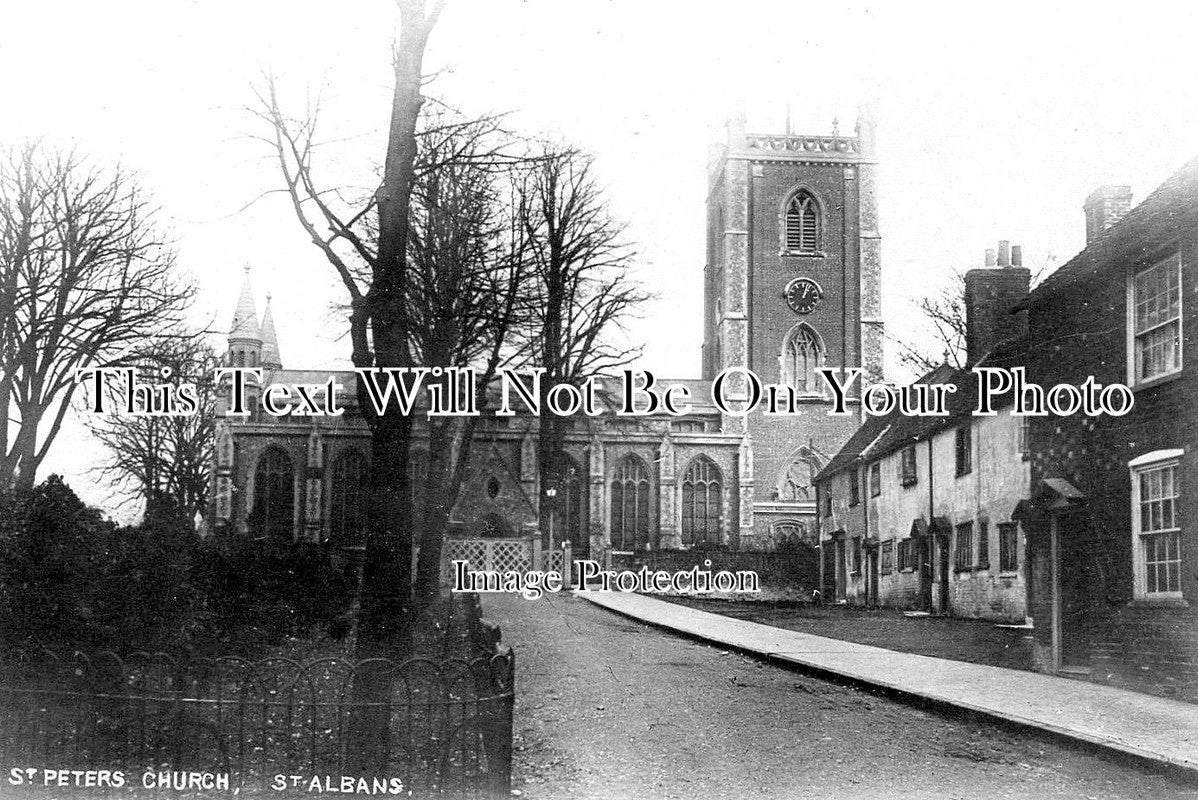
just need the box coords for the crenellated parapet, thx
[741,133,860,158]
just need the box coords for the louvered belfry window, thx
[785,191,820,253]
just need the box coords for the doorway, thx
[936,534,951,614]
[834,539,847,601]
[917,538,933,612]
[1056,512,1092,669]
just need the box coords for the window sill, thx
[999,569,1019,577]
[954,566,978,574]
[956,470,973,479]
[1127,596,1190,609]
[900,567,915,574]
[780,250,827,259]
[900,479,918,488]
[1132,369,1183,393]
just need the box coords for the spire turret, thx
[227,266,263,368]
[260,293,283,370]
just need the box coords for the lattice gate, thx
[444,537,572,587]
[446,537,534,574]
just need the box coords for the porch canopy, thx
[1013,477,1086,523]
[909,516,950,538]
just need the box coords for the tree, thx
[407,114,529,601]
[893,270,968,375]
[514,147,648,542]
[0,143,193,490]
[86,335,217,519]
[895,254,1057,377]
[254,0,446,652]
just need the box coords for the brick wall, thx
[1024,220,1198,699]
[1085,606,1198,702]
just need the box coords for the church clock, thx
[784,278,823,314]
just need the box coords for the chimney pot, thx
[1011,245,1023,268]
[997,240,1011,267]
[1084,185,1133,244]
[985,249,997,267]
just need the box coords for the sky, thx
[3,1,1198,516]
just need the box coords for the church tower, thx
[702,107,883,546]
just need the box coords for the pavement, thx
[577,590,1198,779]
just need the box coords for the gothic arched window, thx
[329,449,367,545]
[681,455,723,547]
[781,323,824,393]
[610,455,653,551]
[252,446,294,543]
[784,190,820,253]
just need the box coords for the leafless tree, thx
[86,335,217,519]
[895,270,969,375]
[0,142,193,491]
[896,254,1057,376]
[407,114,530,601]
[252,0,446,655]
[512,147,649,538]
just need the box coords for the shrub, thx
[0,476,355,658]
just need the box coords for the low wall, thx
[1084,605,1198,704]
[610,546,818,600]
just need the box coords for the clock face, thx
[784,278,823,314]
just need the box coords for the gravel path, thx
[485,592,1198,800]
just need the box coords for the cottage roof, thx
[814,336,1027,484]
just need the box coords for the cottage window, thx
[897,539,916,571]
[681,455,722,547]
[783,190,820,254]
[976,520,990,570]
[881,540,894,574]
[954,521,974,571]
[869,462,881,497]
[955,425,972,477]
[851,536,863,575]
[1130,450,1183,599]
[900,446,917,486]
[611,455,654,551]
[1130,253,1182,385]
[849,468,860,506]
[998,522,1019,573]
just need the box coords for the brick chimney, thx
[963,240,1031,366]
[1084,185,1133,244]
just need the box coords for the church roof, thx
[229,268,261,342]
[260,294,282,368]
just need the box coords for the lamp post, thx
[545,487,557,556]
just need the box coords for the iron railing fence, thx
[0,646,514,799]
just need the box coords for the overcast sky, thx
[3,1,1198,515]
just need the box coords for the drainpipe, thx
[928,437,937,613]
